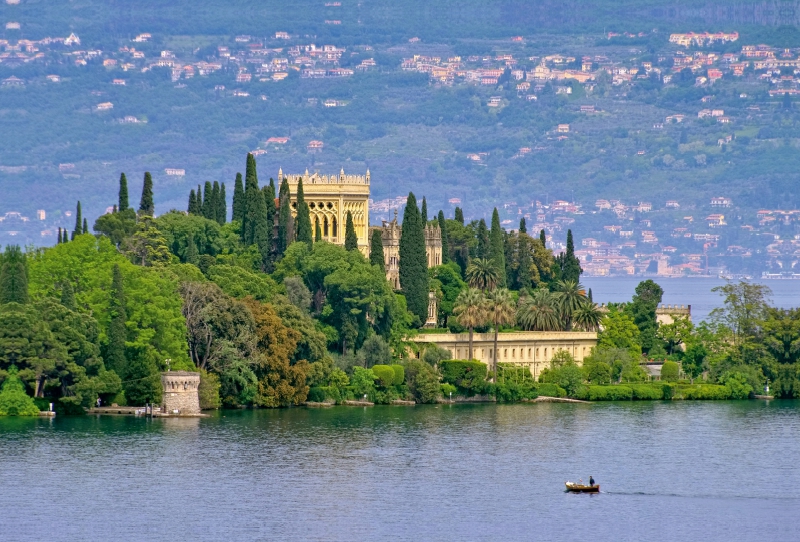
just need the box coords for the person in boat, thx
[589,476,595,487]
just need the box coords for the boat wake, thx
[603,491,800,501]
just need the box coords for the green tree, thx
[519,217,527,234]
[661,360,680,382]
[106,263,127,376]
[0,367,40,416]
[489,208,506,285]
[123,345,162,406]
[277,178,294,257]
[94,208,137,247]
[138,172,154,217]
[315,219,322,242]
[83,218,88,235]
[598,307,642,358]
[295,178,313,247]
[344,211,358,251]
[454,207,464,225]
[517,288,560,331]
[429,262,465,327]
[404,359,441,403]
[437,210,450,264]
[370,229,385,272]
[555,279,586,330]
[0,246,29,305]
[232,172,245,223]
[399,192,428,324]
[184,233,199,265]
[710,281,772,348]
[572,301,603,332]
[453,288,486,360]
[124,219,172,267]
[556,229,582,284]
[475,219,490,259]
[466,258,500,291]
[202,181,215,221]
[625,279,664,354]
[211,181,222,223]
[60,280,75,309]
[361,335,391,368]
[421,197,428,223]
[118,173,129,211]
[217,182,227,225]
[485,288,516,383]
[72,201,82,239]
[188,189,198,215]
[657,316,693,354]
[540,229,547,247]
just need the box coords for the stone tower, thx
[280,167,371,256]
[161,371,201,415]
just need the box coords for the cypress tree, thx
[264,178,276,225]
[83,218,88,235]
[489,208,506,285]
[399,192,428,325]
[277,178,293,256]
[295,178,313,247]
[476,219,490,259]
[73,201,82,238]
[454,207,464,225]
[315,218,322,242]
[185,233,199,265]
[540,229,547,247]
[64,229,69,243]
[0,245,29,304]
[60,281,75,309]
[106,263,127,376]
[188,189,197,215]
[344,211,358,251]
[232,173,245,223]
[519,217,527,234]
[118,173,129,211]
[437,210,450,264]
[202,181,214,221]
[61,229,68,244]
[562,229,582,283]
[588,288,593,303]
[217,182,227,225]
[57,228,62,244]
[211,181,221,222]
[139,172,154,217]
[517,233,533,291]
[113,205,117,213]
[421,197,428,223]
[370,229,385,271]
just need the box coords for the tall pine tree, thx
[202,181,214,221]
[519,217,527,234]
[277,178,293,256]
[399,193,428,325]
[370,229,385,272]
[476,219,490,259]
[106,263,127,376]
[454,207,464,225]
[139,172,154,217]
[295,178,313,247]
[72,201,82,238]
[211,182,221,222]
[0,245,29,304]
[185,233,199,265]
[217,182,227,225]
[562,229,582,283]
[437,210,450,264]
[489,208,506,285]
[540,229,547,247]
[344,211,358,251]
[517,233,533,291]
[188,189,198,215]
[83,218,88,235]
[60,280,75,309]
[118,173,129,211]
[421,197,428,223]
[232,173,245,223]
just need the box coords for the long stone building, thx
[410,331,598,380]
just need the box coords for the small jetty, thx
[391,399,415,406]
[534,396,591,404]
[754,395,774,400]
[343,399,374,406]
[304,401,335,408]
[38,411,56,417]
[86,406,209,418]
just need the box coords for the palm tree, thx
[554,279,586,330]
[465,258,501,291]
[453,288,487,360]
[485,288,516,382]
[572,300,603,332]
[517,288,561,331]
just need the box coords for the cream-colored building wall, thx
[282,168,370,256]
[410,331,598,380]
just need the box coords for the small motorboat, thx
[565,482,600,493]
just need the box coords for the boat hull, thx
[565,483,600,493]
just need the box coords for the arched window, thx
[332,217,338,238]
[323,217,329,237]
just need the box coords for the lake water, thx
[583,276,800,322]
[2,402,799,541]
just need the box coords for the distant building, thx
[164,168,185,176]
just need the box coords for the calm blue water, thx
[583,276,800,322]
[1,402,798,541]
